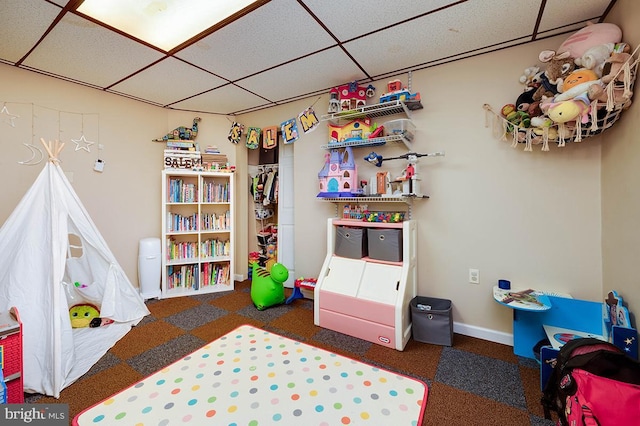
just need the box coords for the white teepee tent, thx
[0,139,150,398]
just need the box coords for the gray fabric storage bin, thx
[410,296,453,346]
[367,228,402,262]
[334,226,367,259]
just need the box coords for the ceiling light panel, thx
[78,0,258,51]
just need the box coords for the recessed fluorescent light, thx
[78,0,258,51]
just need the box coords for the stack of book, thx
[201,145,228,167]
[164,140,201,169]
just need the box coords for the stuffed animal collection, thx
[500,22,636,151]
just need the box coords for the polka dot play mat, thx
[73,324,428,425]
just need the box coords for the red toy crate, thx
[0,307,23,404]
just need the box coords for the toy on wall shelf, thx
[365,150,444,196]
[250,262,289,310]
[317,147,358,198]
[328,81,376,113]
[379,80,423,110]
[153,117,201,142]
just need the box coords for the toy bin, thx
[410,296,453,346]
[367,228,402,262]
[383,119,415,143]
[334,226,367,259]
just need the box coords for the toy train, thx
[379,80,423,109]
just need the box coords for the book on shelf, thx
[166,141,197,150]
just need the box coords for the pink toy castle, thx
[317,147,358,197]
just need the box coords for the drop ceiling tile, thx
[175,0,335,81]
[170,84,272,115]
[108,57,228,106]
[539,0,611,32]
[345,0,539,77]
[21,13,164,87]
[0,0,61,63]
[303,0,453,41]
[236,47,367,102]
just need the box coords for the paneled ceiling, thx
[0,0,617,115]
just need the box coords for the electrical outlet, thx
[469,268,479,284]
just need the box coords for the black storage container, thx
[410,296,453,346]
[334,226,367,259]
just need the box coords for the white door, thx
[278,143,295,287]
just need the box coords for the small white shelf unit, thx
[314,218,417,350]
[161,169,235,299]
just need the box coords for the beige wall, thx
[601,0,640,317]
[0,0,637,341]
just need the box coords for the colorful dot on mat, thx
[329,387,337,394]
[196,373,204,379]
[182,414,192,422]
[267,362,275,367]
[230,391,239,398]
[287,382,295,388]
[314,356,322,361]
[379,377,387,383]
[266,345,273,349]
[250,365,257,371]
[363,380,372,387]
[127,395,137,402]
[381,408,390,415]
[171,388,181,395]
[370,393,379,399]
[115,412,127,420]
[207,396,217,403]
[334,402,343,409]
[249,421,258,426]
[233,367,241,373]
[141,406,152,414]
[315,405,324,412]
[319,364,326,369]
[270,384,278,390]
[233,357,241,362]
[360,412,370,420]
[346,384,354,390]
[268,372,276,378]
[250,387,258,394]
[291,393,300,401]
[356,370,363,376]
[341,372,348,378]
[272,413,282,421]
[188,399,197,406]
[399,404,408,411]
[271,398,279,405]
[217,360,224,365]
[227,405,238,413]
[201,353,209,358]
[293,409,302,416]
[341,416,351,424]
[198,364,206,369]
[389,390,398,396]
[174,377,183,383]
[149,392,159,399]
[134,382,145,389]
[303,367,310,372]
[307,378,314,384]
[251,375,259,381]
[406,387,415,394]
[334,361,342,366]
[309,389,318,396]
[164,402,174,409]
[181,365,189,371]
[323,375,331,381]
[300,357,307,362]
[135,423,143,426]
[92,414,105,422]
[231,379,239,385]
[353,397,362,404]
[206,408,216,417]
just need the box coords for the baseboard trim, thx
[453,321,513,346]
[234,273,245,282]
